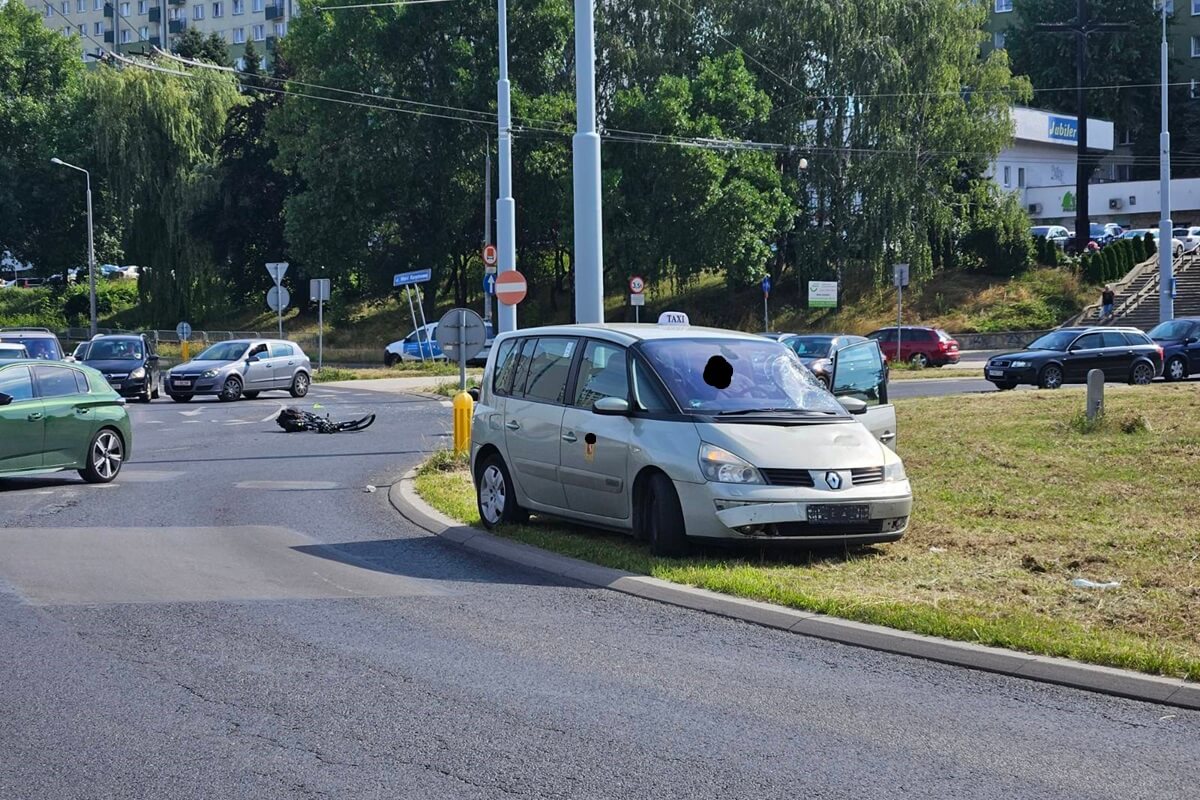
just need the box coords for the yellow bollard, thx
[453,390,474,456]
[181,339,189,362]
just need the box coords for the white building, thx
[989,106,1113,204]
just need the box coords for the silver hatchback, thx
[166,339,312,402]
[470,322,912,555]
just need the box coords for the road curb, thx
[390,469,1199,711]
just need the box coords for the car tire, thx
[994,381,1017,391]
[218,376,243,402]
[78,428,125,484]
[1164,356,1187,382]
[909,353,929,369]
[476,454,529,529]
[384,352,399,367]
[289,372,310,398]
[1038,364,1064,390]
[151,380,159,400]
[169,393,191,403]
[139,379,153,403]
[242,390,260,399]
[645,473,688,557]
[1129,361,1155,385]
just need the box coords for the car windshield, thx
[640,337,844,416]
[85,339,143,360]
[0,335,59,360]
[1031,227,1050,236]
[788,337,832,358]
[195,342,248,361]
[1148,320,1193,339]
[1026,331,1079,351]
[1090,224,1105,235]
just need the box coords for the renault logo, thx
[825,471,843,490]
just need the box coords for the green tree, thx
[172,27,231,66]
[958,182,1035,276]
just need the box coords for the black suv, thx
[0,327,65,361]
[985,327,1162,390]
[78,334,161,402]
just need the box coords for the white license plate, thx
[173,380,192,387]
[988,369,1004,378]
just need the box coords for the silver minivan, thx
[166,339,312,402]
[470,322,912,555]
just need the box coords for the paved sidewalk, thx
[319,373,482,394]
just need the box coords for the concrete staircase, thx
[1073,252,1200,331]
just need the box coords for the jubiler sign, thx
[1047,116,1078,144]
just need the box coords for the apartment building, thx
[26,0,292,66]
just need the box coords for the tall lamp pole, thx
[572,0,604,324]
[1158,0,1174,323]
[51,157,97,338]
[495,0,517,334]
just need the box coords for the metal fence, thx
[60,328,264,344]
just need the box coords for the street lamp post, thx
[1158,0,1174,323]
[495,0,517,334]
[572,0,604,324]
[50,157,97,338]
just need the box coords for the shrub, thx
[1067,410,1107,434]
[1144,232,1156,257]
[1119,411,1150,434]
[1132,235,1147,263]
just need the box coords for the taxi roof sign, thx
[657,311,690,326]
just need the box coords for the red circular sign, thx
[482,244,498,266]
[629,275,645,294]
[495,270,527,306]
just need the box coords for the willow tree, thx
[84,62,242,325]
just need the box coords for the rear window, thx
[34,365,81,398]
[1100,332,1129,348]
[522,338,577,404]
[936,329,954,342]
[1120,332,1152,346]
[270,343,294,358]
[491,339,518,395]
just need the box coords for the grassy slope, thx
[417,384,1200,679]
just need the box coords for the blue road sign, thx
[483,274,496,295]
[761,276,772,296]
[393,269,432,287]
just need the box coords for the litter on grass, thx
[1070,578,1121,589]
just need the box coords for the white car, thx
[1172,227,1200,254]
[1145,229,1186,258]
[384,321,495,366]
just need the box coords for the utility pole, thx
[495,0,517,334]
[572,0,604,324]
[1158,0,1174,323]
[1038,1,1128,255]
[484,137,493,325]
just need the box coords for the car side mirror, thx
[1186,336,1198,345]
[838,396,868,415]
[592,397,630,416]
[0,392,12,407]
[468,387,480,402]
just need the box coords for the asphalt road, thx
[1,385,1197,799]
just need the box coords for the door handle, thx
[76,408,90,415]
[561,431,578,443]
[505,420,521,431]
[880,432,896,442]
[27,412,43,421]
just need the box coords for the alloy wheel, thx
[910,353,928,369]
[479,465,507,525]
[1041,366,1063,390]
[1132,363,1154,385]
[1167,358,1186,381]
[92,431,123,480]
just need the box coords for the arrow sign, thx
[175,321,192,340]
[265,261,289,285]
[761,276,772,296]
[483,274,496,295]
[393,269,432,287]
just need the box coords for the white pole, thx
[405,286,424,363]
[484,142,493,324]
[896,284,903,364]
[317,295,324,371]
[85,172,97,338]
[415,283,431,358]
[1159,1,1174,323]
[572,0,604,324]
[496,0,517,334]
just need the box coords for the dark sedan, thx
[77,334,161,403]
[764,333,871,387]
[985,327,1162,390]
[1147,318,1200,381]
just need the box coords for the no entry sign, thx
[495,270,527,306]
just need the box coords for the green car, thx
[0,359,132,483]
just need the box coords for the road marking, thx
[440,400,453,408]
[111,470,186,483]
[234,480,340,490]
[143,420,165,425]
[260,403,286,423]
[182,420,202,424]
[179,409,203,417]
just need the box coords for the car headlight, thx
[811,358,832,374]
[1009,360,1031,368]
[884,461,907,483]
[130,367,146,379]
[699,443,764,484]
[201,369,218,378]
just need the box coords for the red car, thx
[867,326,960,368]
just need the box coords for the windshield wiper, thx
[714,407,839,417]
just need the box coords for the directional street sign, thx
[265,261,289,285]
[393,269,432,287]
[175,321,192,340]
[893,263,910,288]
[483,273,496,296]
[483,244,498,266]
[267,285,291,312]
[629,275,645,294]
[495,270,527,306]
[630,293,645,307]
[761,276,772,297]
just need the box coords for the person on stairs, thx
[1101,285,1115,321]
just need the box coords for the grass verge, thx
[415,383,1200,680]
[313,363,461,382]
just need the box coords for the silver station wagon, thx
[470,320,911,554]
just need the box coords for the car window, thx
[34,365,81,398]
[86,339,143,360]
[1073,333,1104,350]
[0,335,60,360]
[1120,332,1150,346]
[831,341,886,406]
[574,341,628,408]
[522,338,577,404]
[0,365,35,402]
[869,329,893,343]
[509,338,538,396]
[789,338,832,358]
[1148,320,1192,339]
[1100,332,1129,348]
[196,342,248,361]
[491,339,518,395]
[270,343,293,358]
[631,357,673,412]
[73,370,91,394]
